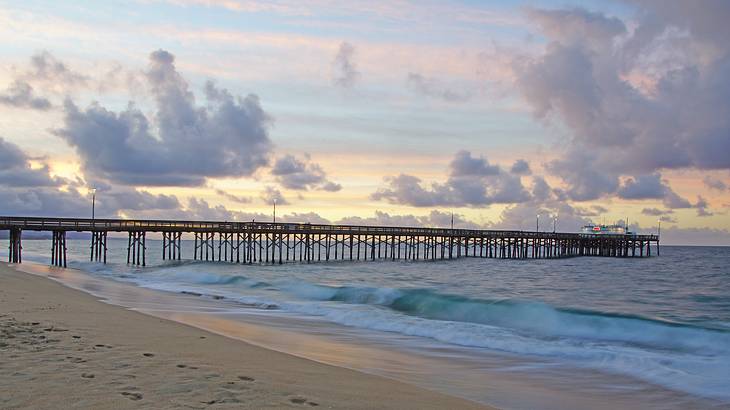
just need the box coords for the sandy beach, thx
[0,262,491,409]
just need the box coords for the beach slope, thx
[0,263,491,409]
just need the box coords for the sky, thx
[0,0,729,245]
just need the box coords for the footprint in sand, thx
[142,353,155,357]
[289,397,319,406]
[237,375,255,382]
[121,392,143,401]
[81,373,95,379]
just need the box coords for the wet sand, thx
[0,262,491,409]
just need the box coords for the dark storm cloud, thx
[518,3,730,200]
[406,73,470,102]
[54,50,273,187]
[332,42,360,88]
[0,81,51,110]
[371,151,530,207]
[271,154,341,191]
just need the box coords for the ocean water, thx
[6,239,730,408]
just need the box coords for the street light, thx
[553,214,557,233]
[536,214,540,232]
[91,188,97,223]
[273,199,276,224]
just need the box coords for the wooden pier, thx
[1,216,659,267]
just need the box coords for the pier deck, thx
[1,216,659,267]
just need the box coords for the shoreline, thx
[0,262,491,409]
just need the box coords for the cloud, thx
[0,80,51,110]
[270,154,341,191]
[449,150,500,177]
[406,72,470,102]
[260,186,288,205]
[510,159,531,175]
[617,173,691,208]
[641,207,674,216]
[372,151,530,207]
[574,204,609,217]
[336,210,480,229]
[663,189,693,209]
[517,4,730,202]
[487,176,593,231]
[546,151,619,201]
[657,226,730,246]
[214,189,251,204]
[23,51,89,87]
[54,50,273,187]
[525,7,626,48]
[0,137,181,218]
[332,41,360,88]
[0,137,61,187]
[695,195,713,217]
[703,176,727,191]
[101,188,180,212]
[280,212,331,224]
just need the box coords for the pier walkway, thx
[1,216,659,267]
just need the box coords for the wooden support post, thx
[142,231,146,267]
[306,233,311,263]
[349,235,354,260]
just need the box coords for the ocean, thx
[7,239,730,409]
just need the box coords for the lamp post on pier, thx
[273,199,276,224]
[91,188,97,225]
[553,214,557,233]
[536,214,540,232]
